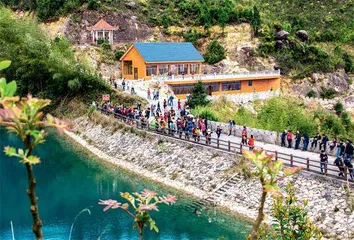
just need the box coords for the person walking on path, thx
[147,88,151,99]
[169,95,174,107]
[228,120,233,136]
[163,99,167,109]
[241,126,248,145]
[302,132,309,151]
[295,130,301,150]
[344,158,354,180]
[122,79,126,91]
[344,140,354,163]
[280,130,287,147]
[178,99,181,110]
[287,130,293,148]
[320,134,329,152]
[216,126,222,139]
[336,140,344,157]
[334,157,344,177]
[206,129,213,145]
[311,133,321,151]
[248,135,255,151]
[320,150,328,174]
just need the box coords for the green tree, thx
[243,150,301,240]
[343,53,354,73]
[187,80,210,108]
[258,183,322,240]
[99,189,177,240]
[0,60,67,240]
[251,6,261,35]
[203,40,226,64]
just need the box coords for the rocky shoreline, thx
[67,115,354,239]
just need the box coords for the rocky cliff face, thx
[65,10,153,45]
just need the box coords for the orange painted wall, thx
[174,78,280,99]
[121,46,146,80]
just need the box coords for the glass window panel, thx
[124,61,133,75]
[222,81,241,91]
[248,80,253,86]
[146,65,157,76]
[159,65,168,75]
[178,64,188,75]
[190,64,199,74]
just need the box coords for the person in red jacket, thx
[287,130,293,148]
[177,99,181,110]
[248,135,255,151]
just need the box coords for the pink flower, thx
[98,199,122,212]
[141,189,156,198]
[138,204,159,211]
[160,195,177,205]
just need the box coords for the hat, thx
[207,129,211,133]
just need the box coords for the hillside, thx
[1,0,354,100]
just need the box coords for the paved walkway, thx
[113,80,344,179]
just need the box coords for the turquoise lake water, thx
[0,130,250,239]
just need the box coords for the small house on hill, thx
[119,42,204,80]
[87,16,118,44]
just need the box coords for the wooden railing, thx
[96,107,354,183]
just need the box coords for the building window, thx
[248,80,253,86]
[124,61,133,75]
[222,81,241,91]
[146,65,157,76]
[170,64,177,74]
[178,64,188,75]
[159,65,168,75]
[172,84,195,95]
[190,64,199,74]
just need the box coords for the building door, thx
[208,86,213,96]
[134,68,138,79]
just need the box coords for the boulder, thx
[296,30,309,42]
[125,1,137,9]
[275,40,283,50]
[275,30,289,40]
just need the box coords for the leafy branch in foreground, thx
[0,60,68,240]
[243,149,302,240]
[99,189,177,240]
[258,183,322,240]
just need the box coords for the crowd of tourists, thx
[96,98,257,150]
[278,130,353,178]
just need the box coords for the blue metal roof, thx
[133,42,204,63]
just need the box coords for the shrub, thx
[320,87,336,99]
[343,53,354,73]
[203,40,226,64]
[87,0,100,10]
[306,90,317,98]
[195,107,218,121]
[101,41,111,50]
[334,102,344,115]
[115,50,125,60]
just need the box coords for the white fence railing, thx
[151,69,281,82]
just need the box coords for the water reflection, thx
[0,130,250,239]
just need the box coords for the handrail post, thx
[324,162,328,175]
[290,154,293,167]
[306,158,310,171]
[344,166,348,180]
[275,151,278,160]
[228,141,231,151]
[217,139,219,148]
[239,143,242,154]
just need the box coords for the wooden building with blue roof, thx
[120,42,204,80]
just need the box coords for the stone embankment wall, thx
[70,116,353,239]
